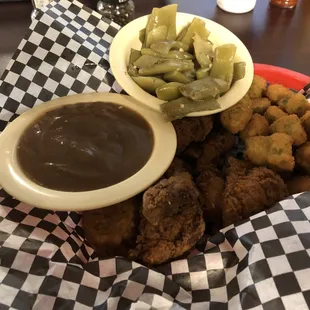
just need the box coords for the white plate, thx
[0,93,176,211]
[110,12,254,116]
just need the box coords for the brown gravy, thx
[17,102,154,192]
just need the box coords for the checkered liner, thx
[1,1,310,309]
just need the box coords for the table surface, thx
[0,0,309,78]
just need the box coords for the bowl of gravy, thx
[0,93,176,211]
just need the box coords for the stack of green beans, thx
[127,4,246,120]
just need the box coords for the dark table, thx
[0,0,309,77]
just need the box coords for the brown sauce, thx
[17,102,154,192]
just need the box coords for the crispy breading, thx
[252,97,271,115]
[296,142,310,174]
[248,75,267,99]
[264,106,288,124]
[266,84,294,102]
[270,115,307,146]
[220,95,253,134]
[240,113,270,142]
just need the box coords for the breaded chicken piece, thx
[224,157,253,180]
[266,84,294,103]
[301,111,310,139]
[264,106,288,124]
[196,130,236,172]
[240,114,270,142]
[132,174,205,265]
[165,157,191,178]
[196,168,224,227]
[278,93,310,117]
[83,197,140,258]
[252,97,271,115]
[287,175,310,195]
[222,167,288,226]
[172,116,213,153]
[248,75,267,99]
[245,133,295,172]
[270,115,307,146]
[220,95,253,134]
[296,142,310,174]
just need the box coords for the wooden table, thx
[0,0,309,78]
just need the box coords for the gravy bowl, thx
[0,93,177,211]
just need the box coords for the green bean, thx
[132,76,166,94]
[233,62,246,83]
[179,77,222,100]
[139,28,146,47]
[134,55,161,69]
[161,96,220,121]
[214,78,230,94]
[163,71,193,84]
[145,5,177,41]
[196,68,210,80]
[139,60,194,76]
[128,66,139,77]
[141,48,193,60]
[177,23,190,41]
[183,70,196,80]
[129,49,141,65]
[156,82,183,101]
[180,18,210,51]
[193,32,213,68]
[150,41,189,54]
[210,44,237,86]
[146,25,168,48]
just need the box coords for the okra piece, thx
[132,76,166,94]
[193,32,213,68]
[210,44,237,86]
[129,49,142,65]
[179,77,222,100]
[161,96,220,121]
[150,40,189,54]
[180,18,210,51]
[141,48,193,60]
[134,55,160,69]
[156,82,183,101]
[146,25,168,48]
[196,68,210,80]
[145,5,177,41]
[139,28,146,47]
[164,71,193,84]
[139,60,194,76]
[233,62,246,83]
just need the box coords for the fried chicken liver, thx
[132,173,205,265]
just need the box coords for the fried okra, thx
[270,115,307,146]
[245,133,295,172]
[301,111,310,139]
[240,114,270,142]
[266,84,293,103]
[296,142,310,174]
[278,93,310,117]
[264,106,288,124]
[252,97,271,115]
[247,75,267,99]
[220,94,252,134]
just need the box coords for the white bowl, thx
[110,12,254,117]
[0,93,176,211]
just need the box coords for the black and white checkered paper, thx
[1,1,310,309]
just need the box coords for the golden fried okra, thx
[301,111,310,139]
[240,114,270,142]
[244,133,295,172]
[278,93,310,117]
[270,115,307,146]
[264,106,288,124]
[252,97,271,115]
[296,142,310,174]
[220,94,252,134]
[266,84,293,103]
[247,75,267,99]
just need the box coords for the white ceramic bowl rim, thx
[0,93,177,211]
[110,12,254,117]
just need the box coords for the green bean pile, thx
[127,4,246,120]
